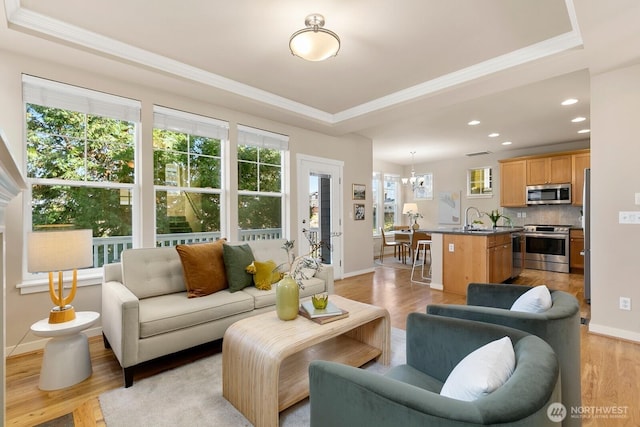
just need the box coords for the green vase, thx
[276,274,299,320]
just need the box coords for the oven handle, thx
[524,233,568,239]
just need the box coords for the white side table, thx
[30,311,100,390]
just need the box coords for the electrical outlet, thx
[619,297,631,311]
[448,243,455,252]
[517,212,522,218]
[522,212,527,218]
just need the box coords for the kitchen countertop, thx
[419,226,524,236]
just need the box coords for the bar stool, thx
[411,239,432,284]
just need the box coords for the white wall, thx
[0,49,374,351]
[589,63,640,341]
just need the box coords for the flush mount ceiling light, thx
[289,14,340,61]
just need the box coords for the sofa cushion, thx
[138,290,254,338]
[121,247,186,299]
[440,336,515,401]
[176,240,227,298]
[510,285,552,313]
[223,243,255,292]
[249,239,289,267]
[249,259,282,290]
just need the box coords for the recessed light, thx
[467,120,481,126]
[571,117,586,123]
[578,129,590,134]
[501,141,512,146]
[488,133,500,138]
[561,98,578,106]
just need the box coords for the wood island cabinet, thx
[526,155,572,185]
[570,229,585,270]
[500,160,527,207]
[443,233,513,296]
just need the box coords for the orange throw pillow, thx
[176,239,227,298]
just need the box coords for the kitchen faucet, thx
[464,206,482,231]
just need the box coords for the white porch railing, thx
[92,228,282,267]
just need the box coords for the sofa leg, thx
[102,333,111,349]
[124,367,134,388]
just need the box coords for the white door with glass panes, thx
[297,155,343,280]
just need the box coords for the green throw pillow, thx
[223,244,255,292]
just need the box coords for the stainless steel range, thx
[523,224,571,273]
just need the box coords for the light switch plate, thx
[619,211,640,224]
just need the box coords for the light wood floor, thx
[6,264,640,426]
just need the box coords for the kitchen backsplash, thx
[503,205,583,228]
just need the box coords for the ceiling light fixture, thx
[571,117,586,122]
[561,98,578,106]
[501,141,512,145]
[578,129,590,134]
[488,133,500,138]
[289,14,340,61]
[402,151,424,190]
[468,120,481,126]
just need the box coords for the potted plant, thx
[484,209,510,229]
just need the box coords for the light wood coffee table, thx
[222,295,390,427]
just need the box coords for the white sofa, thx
[102,239,334,387]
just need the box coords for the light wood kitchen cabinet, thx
[570,229,585,270]
[500,160,527,207]
[443,232,513,296]
[526,155,572,185]
[572,151,591,206]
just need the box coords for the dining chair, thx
[410,231,431,284]
[379,228,407,263]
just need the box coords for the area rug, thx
[99,328,406,427]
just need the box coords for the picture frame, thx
[413,173,433,200]
[354,203,365,221]
[352,183,366,200]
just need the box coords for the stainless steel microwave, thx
[526,183,571,205]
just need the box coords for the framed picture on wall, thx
[352,184,366,200]
[354,203,365,220]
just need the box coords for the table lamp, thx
[27,229,93,324]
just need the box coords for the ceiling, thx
[2,0,640,165]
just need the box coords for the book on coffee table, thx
[299,301,349,324]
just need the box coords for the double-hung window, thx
[23,75,140,271]
[383,174,401,231]
[236,125,288,241]
[153,106,228,246]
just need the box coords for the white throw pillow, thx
[510,285,552,313]
[440,336,515,401]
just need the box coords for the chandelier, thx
[289,14,341,61]
[402,152,424,191]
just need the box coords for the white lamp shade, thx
[290,29,340,61]
[28,229,94,272]
[402,203,418,214]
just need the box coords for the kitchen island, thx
[420,227,523,296]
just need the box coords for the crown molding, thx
[5,0,582,126]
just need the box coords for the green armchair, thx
[309,313,560,427]
[427,283,581,427]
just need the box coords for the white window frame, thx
[19,75,141,294]
[467,166,493,198]
[236,124,289,241]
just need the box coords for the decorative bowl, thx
[311,293,329,309]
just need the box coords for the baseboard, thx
[588,322,640,343]
[6,325,103,357]
[343,267,375,278]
